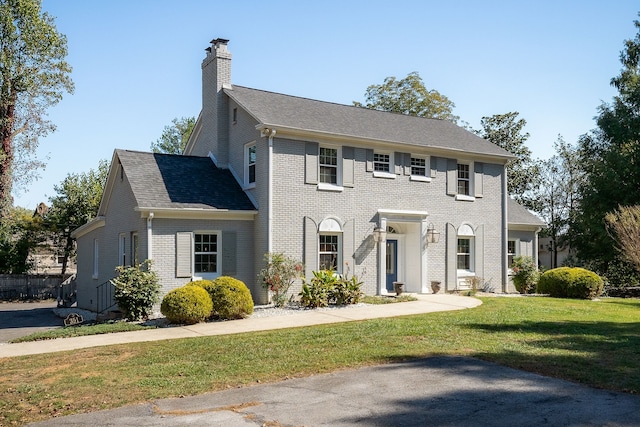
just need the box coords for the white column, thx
[147,212,154,260]
[377,217,387,295]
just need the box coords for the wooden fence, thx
[0,274,68,301]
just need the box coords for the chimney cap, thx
[210,38,229,46]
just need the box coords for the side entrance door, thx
[385,239,398,292]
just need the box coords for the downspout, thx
[147,212,154,260]
[267,129,276,254]
[502,168,508,293]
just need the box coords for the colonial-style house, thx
[72,38,543,312]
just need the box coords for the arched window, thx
[457,224,475,272]
[318,217,343,271]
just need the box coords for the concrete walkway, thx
[0,294,480,358]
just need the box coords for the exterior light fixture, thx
[427,223,440,244]
[372,226,387,244]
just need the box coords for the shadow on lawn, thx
[461,319,640,393]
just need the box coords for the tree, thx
[47,160,108,275]
[353,72,459,123]
[605,205,640,274]
[0,0,74,217]
[573,16,640,281]
[533,136,583,268]
[150,116,195,154]
[475,112,540,207]
[0,205,46,273]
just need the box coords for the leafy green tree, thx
[354,72,459,123]
[475,112,540,207]
[533,136,583,268]
[573,16,640,282]
[150,116,195,154]
[0,0,74,218]
[0,206,46,273]
[47,160,108,275]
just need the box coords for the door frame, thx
[382,234,405,295]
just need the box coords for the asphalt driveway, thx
[27,356,640,426]
[0,300,62,343]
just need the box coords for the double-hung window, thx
[457,163,470,196]
[319,234,339,271]
[194,233,218,275]
[374,153,390,172]
[244,142,256,187]
[410,155,431,182]
[411,157,427,176]
[319,147,338,185]
[507,240,517,267]
[457,238,472,270]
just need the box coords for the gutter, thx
[263,128,277,254]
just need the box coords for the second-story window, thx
[319,147,338,184]
[374,153,390,172]
[411,157,427,177]
[245,142,256,187]
[457,163,470,196]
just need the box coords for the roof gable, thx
[225,85,513,159]
[508,198,545,228]
[110,150,255,211]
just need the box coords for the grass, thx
[9,321,156,343]
[362,294,418,304]
[1,296,640,426]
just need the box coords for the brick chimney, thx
[198,38,232,164]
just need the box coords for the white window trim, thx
[244,141,256,189]
[507,239,520,273]
[318,232,342,273]
[318,145,342,190]
[131,232,139,267]
[118,233,126,266]
[318,183,344,192]
[92,238,99,279]
[373,151,395,179]
[192,231,221,280]
[455,161,475,201]
[410,155,431,182]
[456,237,475,274]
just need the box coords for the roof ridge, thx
[230,85,450,124]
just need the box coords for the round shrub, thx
[160,285,213,324]
[537,267,604,300]
[195,276,254,320]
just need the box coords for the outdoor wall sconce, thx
[427,223,440,244]
[372,227,387,244]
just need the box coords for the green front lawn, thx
[1,296,639,426]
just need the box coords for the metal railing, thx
[96,280,118,314]
[57,274,77,307]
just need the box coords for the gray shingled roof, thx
[116,150,255,211]
[508,198,546,227]
[226,85,513,159]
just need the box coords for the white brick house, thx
[72,38,543,310]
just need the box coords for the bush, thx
[258,252,304,307]
[511,256,539,294]
[329,275,363,305]
[299,270,363,308]
[160,285,213,324]
[537,267,604,299]
[194,277,254,320]
[111,260,160,321]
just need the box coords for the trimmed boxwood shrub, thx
[194,276,254,320]
[537,267,604,300]
[160,285,213,324]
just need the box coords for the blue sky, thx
[14,0,639,208]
